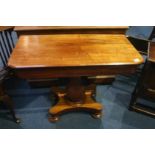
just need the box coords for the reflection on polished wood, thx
[14,26,129,85]
[8,33,143,121]
[9,34,143,69]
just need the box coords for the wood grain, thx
[14,26,128,31]
[0,26,14,31]
[14,26,129,35]
[149,42,155,62]
[8,34,143,69]
[14,65,136,79]
[8,32,143,119]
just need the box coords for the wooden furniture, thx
[129,42,155,117]
[128,27,155,117]
[14,26,129,87]
[8,33,143,122]
[0,27,19,123]
[14,26,129,36]
[0,70,20,123]
[0,26,14,31]
[149,42,155,61]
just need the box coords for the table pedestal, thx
[49,77,103,122]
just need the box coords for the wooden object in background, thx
[149,42,155,62]
[8,34,143,121]
[0,82,20,123]
[14,26,129,36]
[0,27,19,123]
[129,42,155,117]
[0,26,14,32]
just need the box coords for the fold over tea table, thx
[8,34,143,122]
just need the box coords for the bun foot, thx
[48,116,59,122]
[91,112,102,119]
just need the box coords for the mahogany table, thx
[8,34,143,122]
[14,26,129,86]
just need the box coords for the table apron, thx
[12,65,137,79]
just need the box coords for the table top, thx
[14,26,129,31]
[8,34,143,69]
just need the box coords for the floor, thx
[1,72,155,129]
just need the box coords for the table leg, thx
[0,85,20,123]
[49,77,103,122]
[1,94,20,123]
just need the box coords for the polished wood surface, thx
[0,26,14,31]
[9,34,143,69]
[48,78,102,121]
[49,89,102,122]
[8,33,143,121]
[15,26,129,31]
[14,26,129,35]
[12,65,137,79]
[14,26,129,84]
